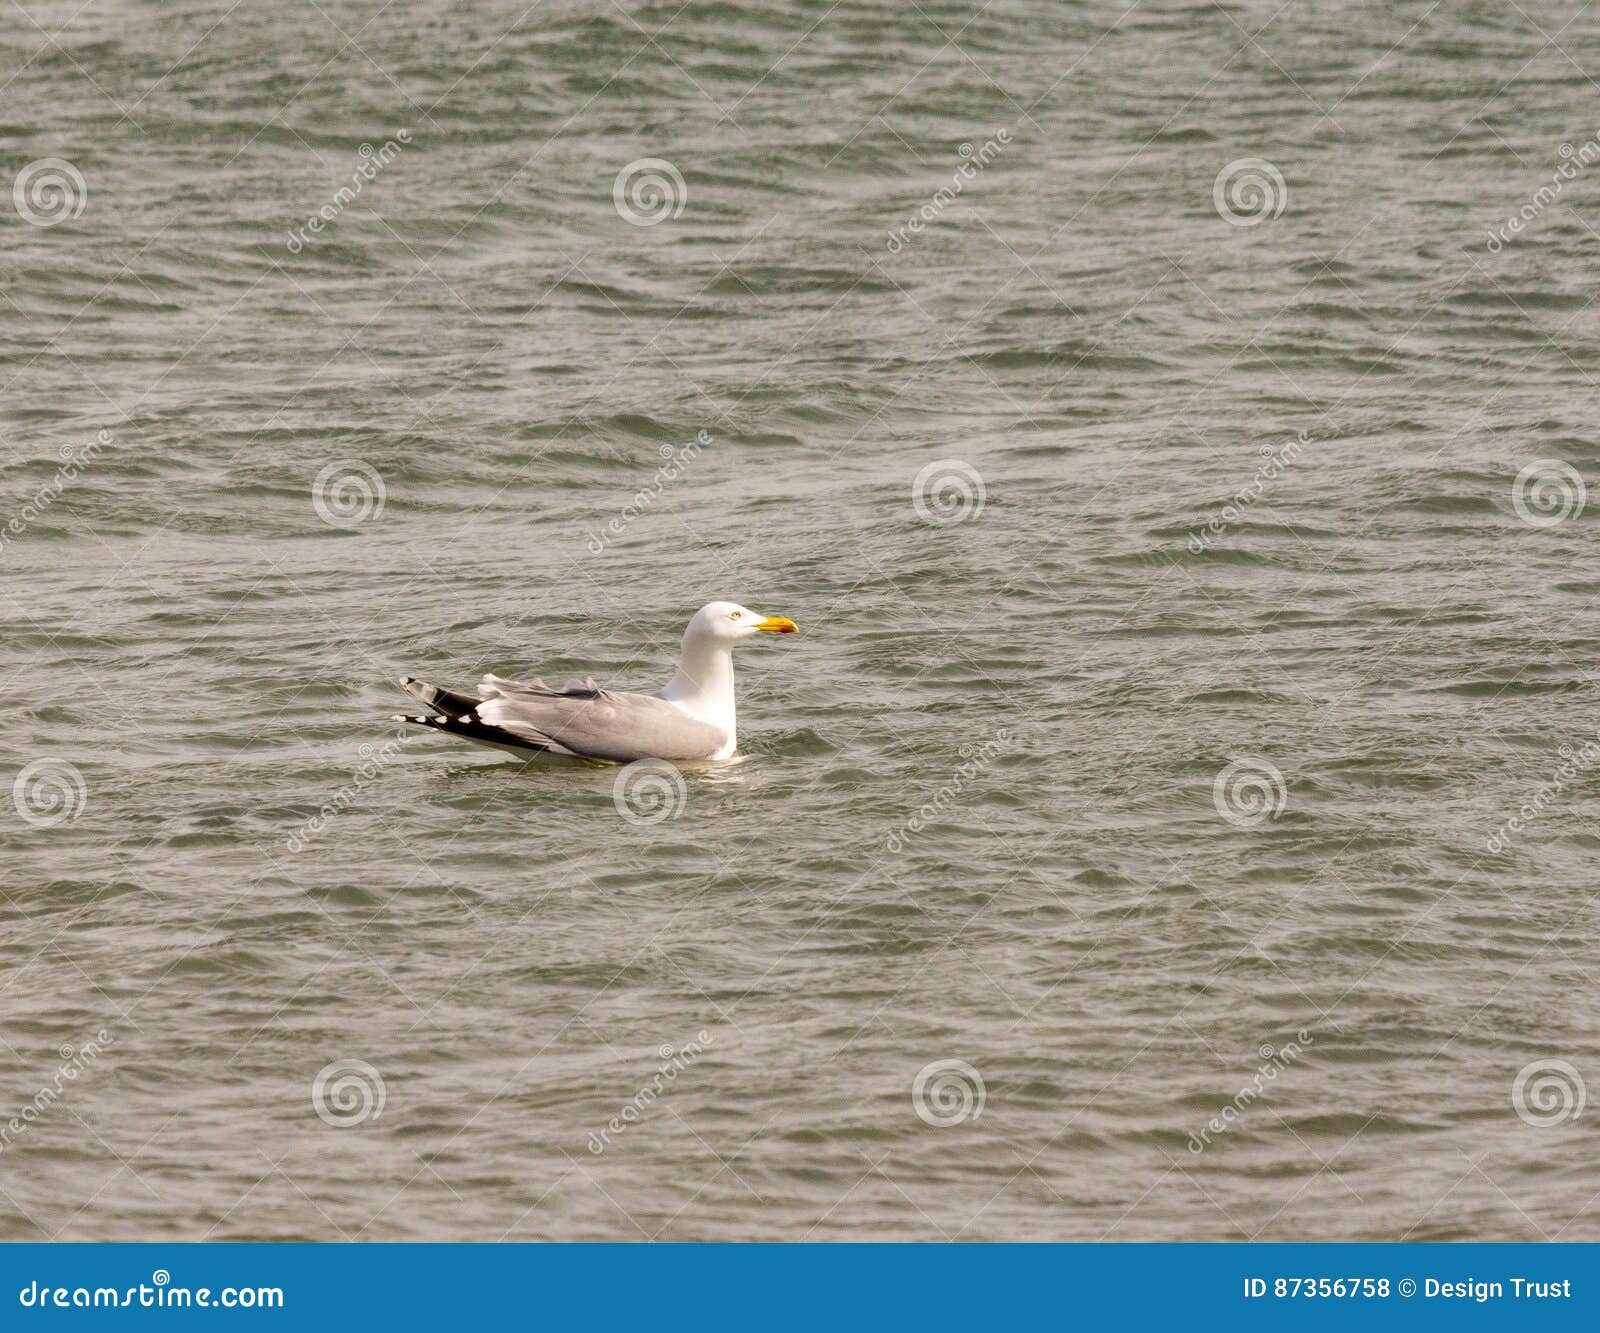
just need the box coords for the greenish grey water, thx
[3,0,1599,1241]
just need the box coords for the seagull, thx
[393,601,798,763]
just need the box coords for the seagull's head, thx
[687,601,798,647]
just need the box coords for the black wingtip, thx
[399,677,483,718]
[391,709,559,756]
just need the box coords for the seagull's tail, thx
[393,677,582,760]
[398,676,480,718]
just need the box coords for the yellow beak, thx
[755,615,798,634]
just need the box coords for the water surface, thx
[3,0,1599,1240]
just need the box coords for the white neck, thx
[656,632,736,735]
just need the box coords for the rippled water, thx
[4,0,1600,1241]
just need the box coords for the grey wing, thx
[475,684,727,762]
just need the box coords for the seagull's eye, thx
[729,611,741,619]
